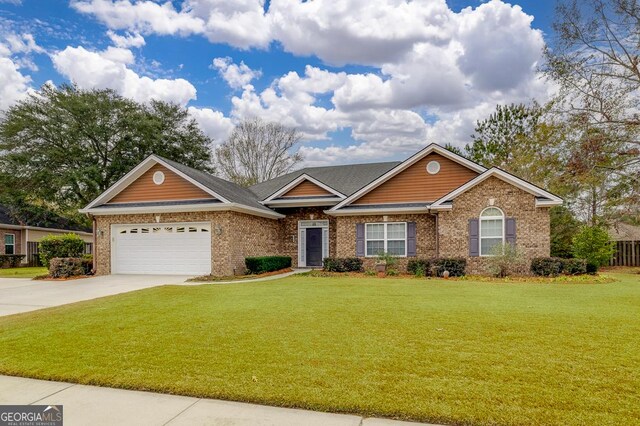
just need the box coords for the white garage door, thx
[112,223,211,275]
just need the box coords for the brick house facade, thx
[82,145,562,276]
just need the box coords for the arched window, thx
[480,207,504,256]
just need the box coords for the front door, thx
[305,228,323,267]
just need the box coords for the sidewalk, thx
[0,375,437,426]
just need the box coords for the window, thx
[153,171,165,185]
[4,234,14,255]
[480,207,504,256]
[426,160,440,174]
[365,222,407,256]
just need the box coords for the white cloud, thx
[269,0,454,66]
[69,0,551,165]
[187,106,234,142]
[72,0,270,49]
[51,45,197,106]
[211,57,261,89]
[0,32,43,111]
[107,30,145,48]
[0,57,31,111]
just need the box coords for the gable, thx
[352,153,479,205]
[280,179,334,198]
[108,164,215,204]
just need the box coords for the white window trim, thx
[364,222,407,257]
[4,233,15,255]
[479,207,504,257]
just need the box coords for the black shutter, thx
[356,223,365,257]
[506,218,516,246]
[469,219,479,257]
[407,222,417,257]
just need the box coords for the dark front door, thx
[306,228,323,267]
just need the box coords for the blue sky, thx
[0,0,558,165]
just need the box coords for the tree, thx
[464,103,567,192]
[0,84,213,221]
[550,206,581,258]
[215,118,302,186]
[466,103,544,169]
[545,0,640,205]
[572,225,615,268]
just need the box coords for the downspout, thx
[434,211,439,258]
[91,215,97,273]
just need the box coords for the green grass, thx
[0,272,639,425]
[0,266,47,278]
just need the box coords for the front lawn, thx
[0,272,638,425]
[0,267,47,278]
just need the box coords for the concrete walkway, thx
[0,375,434,426]
[186,268,310,285]
[0,274,191,316]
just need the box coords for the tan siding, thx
[108,164,214,204]
[353,153,478,205]
[281,180,333,197]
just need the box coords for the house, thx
[0,204,93,266]
[80,143,563,276]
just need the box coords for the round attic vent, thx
[426,160,440,175]
[153,171,165,185]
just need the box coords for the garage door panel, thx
[113,223,211,275]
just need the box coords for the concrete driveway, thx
[0,275,191,316]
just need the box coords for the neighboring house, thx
[0,205,93,266]
[80,144,563,276]
[609,222,640,267]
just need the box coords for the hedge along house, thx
[80,144,563,276]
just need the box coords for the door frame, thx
[297,219,329,267]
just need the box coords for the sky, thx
[0,0,559,166]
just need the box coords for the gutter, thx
[0,223,92,236]
[80,202,285,220]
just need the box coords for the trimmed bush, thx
[81,254,94,275]
[0,254,26,268]
[531,257,564,276]
[323,257,363,272]
[49,257,85,278]
[432,258,466,277]
[586,261,599,274]
[39,234,85,267]
[562,258,587,275]
[407,259,432,276]
[245,256,292,274]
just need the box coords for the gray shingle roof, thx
[157,156,274,212]
[249,161,401,200]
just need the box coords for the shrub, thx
[407,259,431,276]
[572,225,615,268]
[245,256,292,274]
[376,252,399,273]
[323,257,363,272]
[586,261,599,274]
[81,254,94,275]
[487,243,527,277]
[432,258,466,277]
[49,257,85,278]
[39,234,85,267]
[0,254,26,268]
[562,258,587,275]
[531,257,564,276]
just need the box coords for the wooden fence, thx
[610,240,640,267]
[27,242,93,267]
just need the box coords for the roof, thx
[249,161,400,200]
[0,204,91,233]
[609,222,640,241]
[429,167,563,210]
[157,156,273,212]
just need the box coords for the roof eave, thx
[80,202,284,219]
